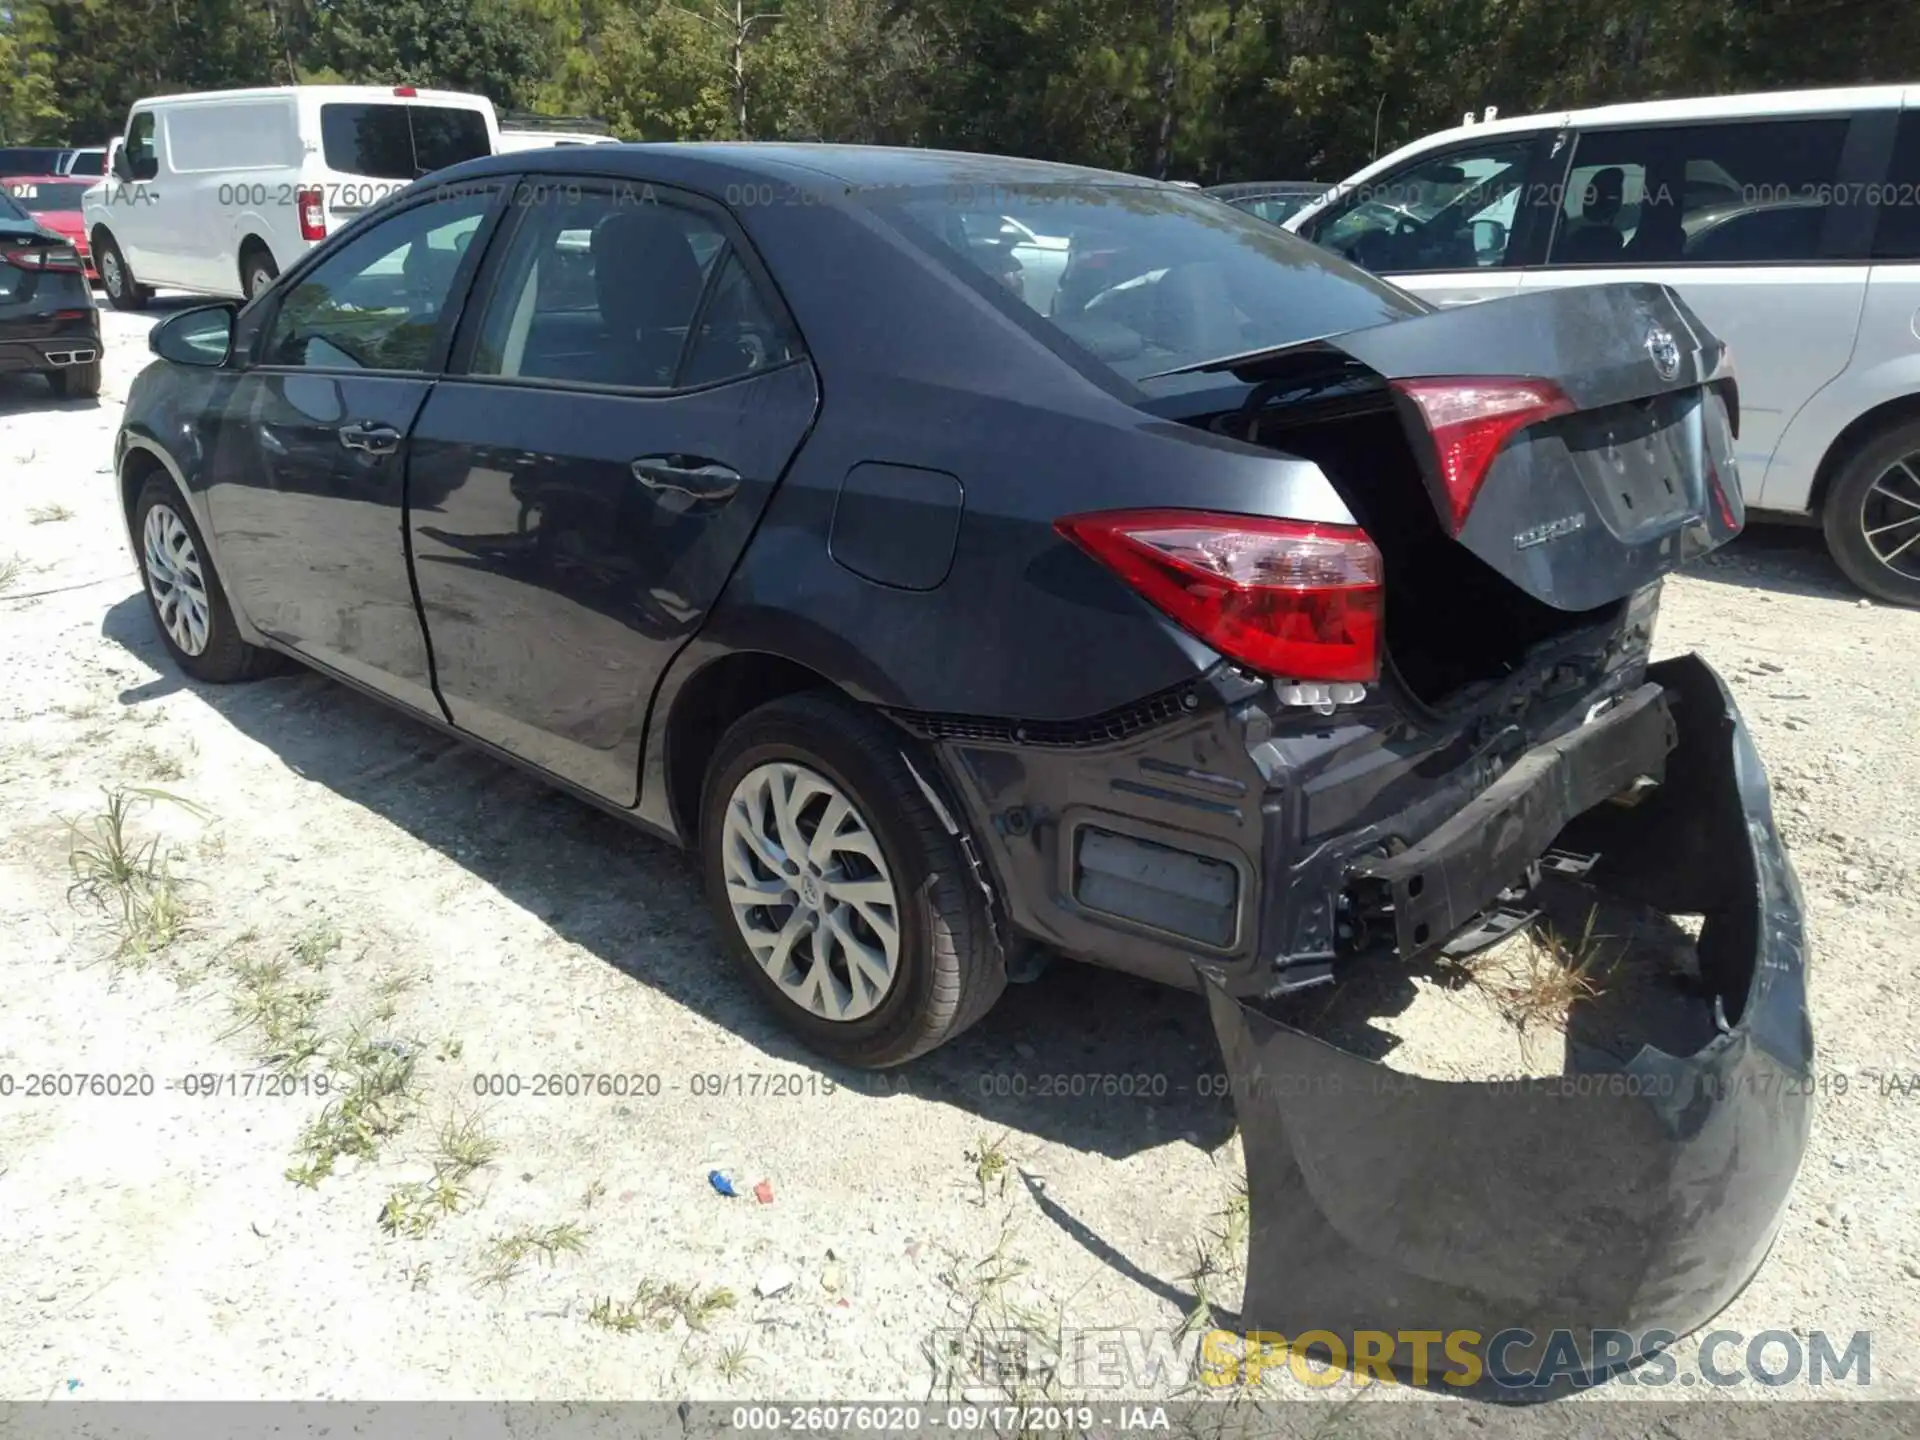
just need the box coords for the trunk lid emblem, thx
[1645,326,1681,380]
[1514,512,1588,549]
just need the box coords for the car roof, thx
[440,142,1170,192]
[1377,83,1914,156]
[4,173,85,183]
[126,84,493,108]
[1288,83,1918,229]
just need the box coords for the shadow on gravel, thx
[100,594,1238,1166]
[0,371,101,419]
[1681,520,1856,602]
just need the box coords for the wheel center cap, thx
[798,874,821,908]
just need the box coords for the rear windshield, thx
[320,103,491,180]
[870,183,1421,387]
[5,179,92,213]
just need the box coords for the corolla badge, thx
[1644,326,1681,381]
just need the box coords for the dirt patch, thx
[1270,885,1720,1082]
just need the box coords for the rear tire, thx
[49,359,101,399]
[96,231,149,311]
[699,692,1005,1068]
[241,244,278,301]
[1822,419,1920,607]
[131,474,284,683]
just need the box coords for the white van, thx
[1287,85,1920,605]
[496,130,621,153]
[84,85,500,310]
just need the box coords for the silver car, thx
[1289,83,1920,605]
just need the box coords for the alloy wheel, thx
[142,502,212,656]
[720,761,902,1022]
[1862,454,1920,582]
[100,248,122,297]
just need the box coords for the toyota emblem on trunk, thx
[1645,326,1681,381]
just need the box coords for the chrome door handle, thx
[630,454,741,502]
[339,421,400,455]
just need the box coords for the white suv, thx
[84,85,499,310]
[1288,85,1920,605]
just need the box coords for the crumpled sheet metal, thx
[1203,654,1813,1379]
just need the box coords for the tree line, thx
[3,0,1914,183]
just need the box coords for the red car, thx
[3,176,97,282]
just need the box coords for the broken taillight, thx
[1054,509,1383,683]
[296,186,327,242]
[1391,377,1574,534]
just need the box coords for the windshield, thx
[5,179,91,213]
[320,103,492,180]
[1227,193,1319,225]
[0,189,24,222]
[871,183,1421,387]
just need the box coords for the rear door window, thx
[465,186,796,390]
[1547,118,1851,266]
[1872,111,1920,260]
[320,104,492,180]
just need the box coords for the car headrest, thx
[591,208,708,339]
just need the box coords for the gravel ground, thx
[1,302,1917,1408]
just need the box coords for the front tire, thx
[242,246,278,301]
[1823,419,1920,607]
[49,359,102,399]
[132,474,282,682]
[699,692,1005,1068]
[96,231,150,311]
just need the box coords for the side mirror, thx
[1471,218,1509,255]
[150,302,237,366]
[111,146,134,183]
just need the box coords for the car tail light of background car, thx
[1055,508,1383,685]
[2,244,84,272]
[297,186,327,241]
[1390,377,1575,534]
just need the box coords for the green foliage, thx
[309,0,559,111]
[0,2,66,144]
[3,0,1917,179]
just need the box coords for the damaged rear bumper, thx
[1202,653,1812,1379]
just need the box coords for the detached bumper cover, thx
[1204,653,1811,1374]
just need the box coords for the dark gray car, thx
[116,146,1809,1372]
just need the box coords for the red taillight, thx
[1054,509,1383,683]
[297,186,326,241]
[1391,377,1574,534]
[393,86,418,97]
[3,245,83,272]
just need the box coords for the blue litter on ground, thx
[708,1170,737,1197]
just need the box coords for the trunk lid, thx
[1164,283,1744,614]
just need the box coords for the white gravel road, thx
[1,302,1916,1410]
